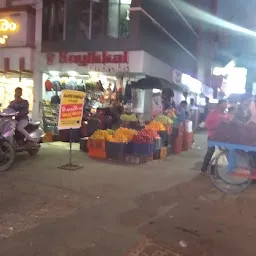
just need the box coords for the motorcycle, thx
[0,109,45,172]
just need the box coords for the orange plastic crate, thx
[88,138,106,151]
[88,148,106,159]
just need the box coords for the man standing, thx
[177,101,188,123]
[8,87,33,142]
[200,99,229,174]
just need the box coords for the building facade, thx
[0,0,43,119]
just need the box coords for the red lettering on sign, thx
[50,51,128,66]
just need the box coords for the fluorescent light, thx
[67,71,78,76]
[121,0,132,4]
[49,71,59,76]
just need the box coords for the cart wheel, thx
[209,150,252,194]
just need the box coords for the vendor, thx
[177,101,188,123]
[200,99,230,174]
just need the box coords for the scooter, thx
[0,109,45,172]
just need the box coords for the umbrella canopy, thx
[130,76,175,90]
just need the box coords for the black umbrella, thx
[130,76,174,90]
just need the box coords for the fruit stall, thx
[80,111,194,164]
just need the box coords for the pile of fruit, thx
[120,114,138,122]
[107,127,138,143]
[133,128,155,144]
[146,121,166,132]
[154,114,173,125]
[91,130,109,140]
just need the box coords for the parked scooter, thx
[0,109,45,172]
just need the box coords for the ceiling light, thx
[67,71,78,76]
[49,71,59,76]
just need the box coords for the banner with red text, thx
[58,90,85,130]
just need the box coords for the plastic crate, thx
[106,142,126,160]
[88,138,106,151]
[88,148,106,159]
[133,143,154,156]
[80,137,88,152]
[125,142,134,154]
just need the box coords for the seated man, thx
[8,87,33,142]
[200,99,230,174]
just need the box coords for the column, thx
[32,0,43,120]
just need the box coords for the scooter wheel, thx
[0,141,15,172]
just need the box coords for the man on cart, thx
[200,99,230,174]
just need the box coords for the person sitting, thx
[200,99,230,174]
[8,87,33,142]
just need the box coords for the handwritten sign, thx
[58,90,85,130]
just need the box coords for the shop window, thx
[107,0,131,38]
[42,0,65,41]
[65,0,104,40]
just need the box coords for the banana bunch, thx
[91,130,109,140]
[120,114,138,122]
[154,115,173,125]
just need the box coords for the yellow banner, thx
[58,90,85,130]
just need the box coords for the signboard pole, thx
[58,128,82,171]
[57,90,85,171]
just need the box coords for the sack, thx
[211,147,228,166]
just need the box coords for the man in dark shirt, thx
[8,87,32,141]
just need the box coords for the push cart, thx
[208,140,256,194]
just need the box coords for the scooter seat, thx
[29,121,41,127]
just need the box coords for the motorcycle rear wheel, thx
[0,141,15,172]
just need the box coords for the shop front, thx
[0,6,36,115]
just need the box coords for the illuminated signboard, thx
[0,18,18,45]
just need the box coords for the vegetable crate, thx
[88,138,106,151]
[88,138,106,159]
[106,141,127,161]
[80,137,89,152]
[133,143,154,156]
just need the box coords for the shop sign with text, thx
[58,90,85,130]
[46,51,129,72]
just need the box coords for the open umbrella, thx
[130,76,174,90]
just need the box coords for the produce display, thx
[120,114,138,122]
[91,130,109,140]
[107,127,138,143]
[146,121,166,132]
[166,109,177,119]
[133,128,155,144]
[154,114,173,125]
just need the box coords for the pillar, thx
[32,0,43,120]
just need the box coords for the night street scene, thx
[1,0,256,255]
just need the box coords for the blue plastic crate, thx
[133,143,154,156]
